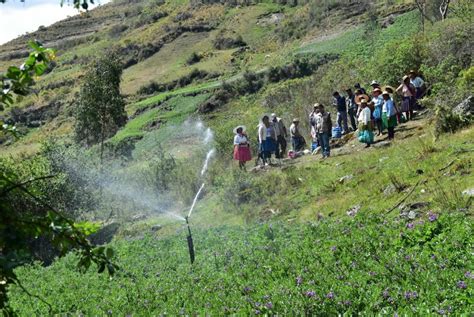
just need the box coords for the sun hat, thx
[313,103,320,108]
[382,90,390,96]
[271,113,277,119]
[233,125,247,134]
[355,94,370,105]
[382,85,395,94]
[409,69,416,74]
[373,87,382,94]
[403,75,409,81]
[370,80,380,86]
[292,118,300,123]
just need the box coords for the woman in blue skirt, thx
[258,115,277,165]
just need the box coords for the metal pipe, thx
[185,216,195,264]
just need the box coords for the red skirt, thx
[234,145,252,162]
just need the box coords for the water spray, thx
[183,148,215,265]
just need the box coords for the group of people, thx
[233,70,426,168]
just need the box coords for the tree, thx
[74,53,127,161]
[0,43,117,313]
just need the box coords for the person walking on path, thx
[382,91,397,140]
[357,99,374,148]
[271,113,288,159]
[333,91,349,134]
[371,87,384,136]
[258,115,277,166]
[396,75,416,121]
[290,118,305,152]
[346,88,357,131]
[233,126,252,169]
[315,104,332,158]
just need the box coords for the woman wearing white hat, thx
[382,91,397,140]
[357,98,374,148]
[396,75,416,121]
[233,125,252,169]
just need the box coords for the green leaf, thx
[34,64,47,76]
[105,248,114,259]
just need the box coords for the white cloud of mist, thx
[0,0,109,45]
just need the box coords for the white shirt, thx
[234,134,248,145]
[358,107,371,125]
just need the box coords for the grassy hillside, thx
[1,0,473,314]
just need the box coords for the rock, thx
[462,188,474,197]
[151,225,162,232]
[346,205,360,217]
[339,174,353,184]
[453,96,473,117]
[131,214,147,221]
[89,222,120,246]
[400,202,430,219]
[383,184,396,196]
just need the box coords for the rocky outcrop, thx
[453,96,473,118]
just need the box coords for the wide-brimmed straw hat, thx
[403,75,409,81]
[373,87,382,94]
[382,85,395,94]
[382,90,390,96]
[271,113,277,119]
[292,118,300,123]
[313,102,321,108]
[355,94,370,105]
[233,125,247,134]
[409,69,417,74]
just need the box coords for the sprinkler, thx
[185,216,195,264]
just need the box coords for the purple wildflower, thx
[428,212,438,222]
[394,313,399,317]
[265,302,273,310]
[406,222,415,229]
[305,290,316,298]
[465,271,473,279]
[330,246,337,251]
[404,291,418,300]
[437,309,445,315]
[296,276,303,286]
[255,309,261,315]
[262,295,270,301]
[344,300,352,306]
[255,302,261,308]
[405,255,411,261]
[457,280,467,289]
[243,286,252,294]
[326,292,335,300]
[369,271,376,276]
[382,289,390,299]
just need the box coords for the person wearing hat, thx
[315,104,332,158]
[370,80,381,90]
[258,115,277,166]
[332,91,349,135]
[381,91,397,140]
[396,75,416,121]
[290,118,305,152]
[409,70,426,104]
[271,113,288,159]
[233,126,252,169]
[345,88,357,131]
[357,98,374,148]
[371,87,384,136]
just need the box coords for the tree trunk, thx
[440,0,450,20]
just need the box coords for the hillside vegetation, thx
[0,0,473,314]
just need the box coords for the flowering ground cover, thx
[9,211,473,315]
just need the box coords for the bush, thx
[213,33,247,50]
[186,52,202,65]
